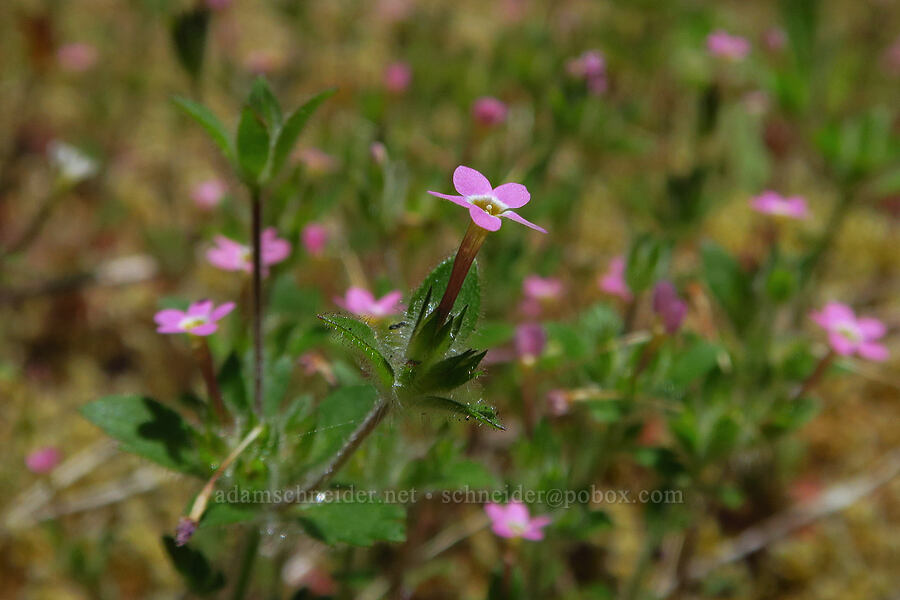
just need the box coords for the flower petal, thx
[211,302,236,321]
[857,317,886,340]
[500,210,547,233]
[189,323,218,336]
[154,309,186,326]
[484,503,506,522]
[157,323,186,334]
[493,182,530,208]
[828,331,856,356]
[453,166,492,196]
[187,300,214,317]
[858,342,889,362]
[504,501,530,524]
[342,287,376,315]
[374,291,403,315]
[468,205,502,231]
[817,302,855,329]
[427,191,472,209]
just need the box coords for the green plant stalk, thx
[251,187,264,417]
[434,221,488,325]
[230,526,261,600]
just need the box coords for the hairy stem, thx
[251,187,264,417]
[435,222,488,324]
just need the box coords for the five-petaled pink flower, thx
[192,179,227,210]
[155,300,236,336]
[26,446,61,474]
[335,287,403,319]
[810,302,889,361]
[750,191,809,219]
[207,228,291,276]
[428,166,546,233]
[598,256,632,301]
[484,501,551,541]
[523,275,564,301]
[472,97,508,126]
[707,30,750,61]
[302,223,329,256]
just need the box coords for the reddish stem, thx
[435,222,488,324]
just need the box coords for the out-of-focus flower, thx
[244,50,283,75]
[57,43,98,72]
[299,351,337,386]
[48,141,98,184]
[175,517,197,547]
[26,446,61,474]
[598,256,632,301]
[546,389,571,416]
[707,30,750,61]
[810,302,889,361]
[383,61,412,93]
[191,179,226,210]
[335,287,403,319]
[652,281,688,334]
[296,147,338,175]
[207,228,291,275]
[566,50,608,95]
[515,323,546,365]
[428,166,546,233]
[523,275,564,302]
[472,97,508,126]
[764,28,787,51]
[370,141,388,165]
[484,502,551,540]
[750,191,809,219]
[301,223,329,256]
[155,300,235,336]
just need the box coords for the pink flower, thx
[191,179,226,210]
[428,166,546,233]
[810,302,889,361]
[598,256,632,301]
[484,502,551,540]
[750,191,809,219]
[546,389,571,416]
[652,281,687,334]
[472,97,508,126]
[523,275,563,301]
[567,50,607,95]
[207,228,291,276]
[26,446,61,474]
[296,147,338,175]
[384,61,412,93]
[244,50,283,75]
[57,43,98,72]
[335,287,403,319]
[515,323,547,364]
[370,141,388,165]
[302,223,329,256]
[155,300,235,336]
[707,30,750,61]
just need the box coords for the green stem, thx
[250,187,264,417]
[230,526,261,600]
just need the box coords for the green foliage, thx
[318,314,394,389]
[296,501,406,546]
[236,105,271,185]
[162,536,226,595]
[171,8,209,82]
[406,256,481,348]
[625,233,670,294]
[701,241,753,331]
[408,395,504,430]
[80,395,210,477]
[306,385,378,466]
[171,97,234,163]
[271,89,336,177]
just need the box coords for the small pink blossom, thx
[566,50,608,95]
[302,223,329,256]
[523,275,564,302]
[335,287,403,319]
[707,30,750,61]
[428,166,546,233]
[191,179,226,210]
[598,256,632,301]
[515,323,547,364]
[370,141,388,165]
[472,97,508,126]
[296,147,339,175]
[546,389,571,416]
[26,446,61,474]
[484,502,551,541]
[57,43,98,72]
[207,228,291,276]
[750,191,809,219]
[155,300,235,336]
[810,302,889,361]
[652,281,687,334]
[244,50,283,75]
[384,62,412,93]
[764,28,787,51]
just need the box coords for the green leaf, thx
[171,8,209,82]
[264,355,295,418]
[162,536,226,595]
[248,77,282,131]
[780,0,819,73]
[625,233,670,293]
[297,500,405,546]
[318,314,394,388]
[307,385,379,466]
[80,395,209,477]
[199,502,259,529]
[669,341,722,389]
[701,241,753,330]
[172,97,234,163]
[271,89,336,178]
[402,439,496,490]
[236,105,270,184]
[218,352,248,414]
[406,256,480,348]
[413,349,487,394]
[410,395,504,430]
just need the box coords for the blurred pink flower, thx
[155,300,235,336]
[191,179,226,210]
[598,256,632,301]
[384,61,412,93]
[523,275,563,302]
[207,228,291,275]
[810,302,889,361]
[335,287,403,319]
[707,30,750,61]
[567,50,607,95]
[515,323,547,364]
[652,281,687,334]
[57,43,98,72]
[370,141,388,165]
[750,191,809,219]
[546,389,571,416]
[297,147,338,175]
[26,446,61,474]
[472,97,508,126]
[764,28,787,51]
[302,223,329,256]
[244,50,283,75]
[428,166,546,233]
[484,501,551,540]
